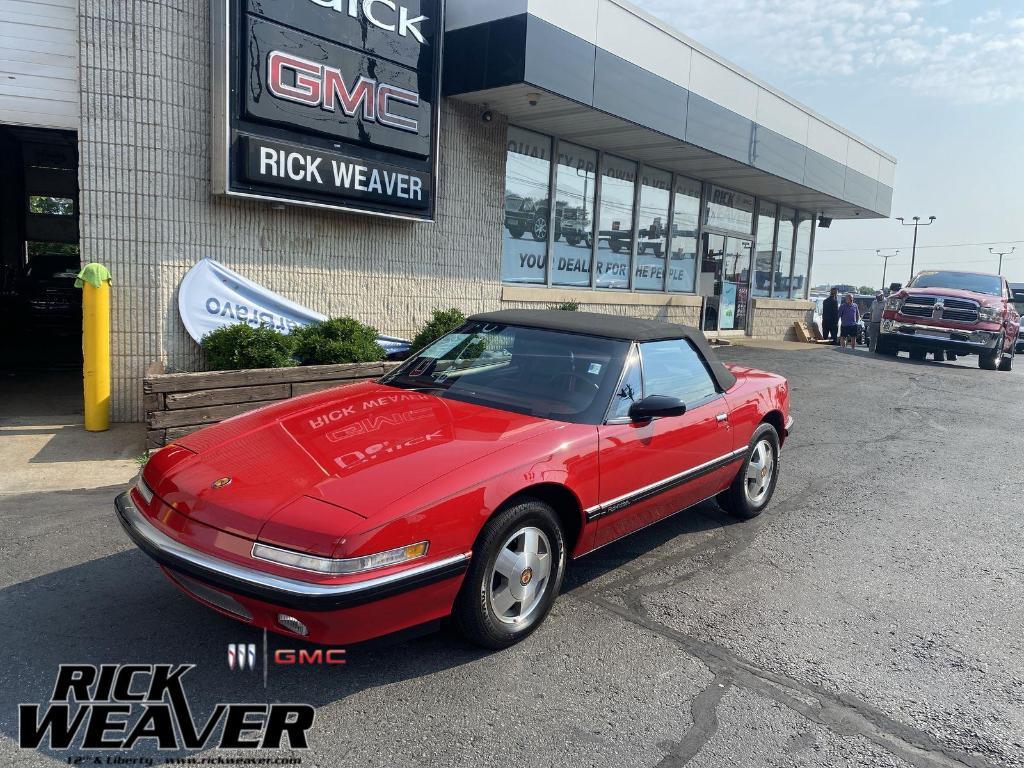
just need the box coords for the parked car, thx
[16,251,82,335]
[504,194,554,242]
[117,310,791,649]
[876,270,1020,370]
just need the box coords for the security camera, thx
[527,92,540,107]
[481,108,493,123]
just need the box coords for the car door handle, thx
[716,413,729,423]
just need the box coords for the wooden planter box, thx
[144,362,400,449]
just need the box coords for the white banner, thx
[178,259,409,356]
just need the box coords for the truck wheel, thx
[979,336,1002,370]
[947,353,958,361]
[566,236,579,247]
[909,349,927,361]
[933,351,946,362]
[874,337,896,356]
[452,498,566,649]
[999,344,1014,372]
[508,227,524,239]
[532,215,548,241]
[718,424,780,520]
[610,241,623,254]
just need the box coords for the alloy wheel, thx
[488,526,552,626]
[745,439,775,506]
[533,216,548,241]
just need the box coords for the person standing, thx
[822,287,840,345]
[868,291,885,352]
[838,293,860,350]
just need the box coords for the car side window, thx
[608,348,642,420]
[639,339,719,408]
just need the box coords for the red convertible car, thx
[117,310,791,649]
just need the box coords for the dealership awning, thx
[443,0,896,220]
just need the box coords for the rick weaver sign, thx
[211,0,443,221]
[179,259,410,356]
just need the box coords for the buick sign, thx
[211,0,443,220]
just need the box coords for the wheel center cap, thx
[520,568,534,586]
[760,467,768,480]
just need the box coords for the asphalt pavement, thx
[1,345,1022,768]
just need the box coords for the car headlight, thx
[978,306,1003,323]
[252,541,429,575]
[885,296,904,312]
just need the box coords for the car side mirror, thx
[629,395,687,422]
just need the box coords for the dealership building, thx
[0,0,896,421]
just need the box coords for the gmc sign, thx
[212,0,443,220]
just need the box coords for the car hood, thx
[146,382,561,543]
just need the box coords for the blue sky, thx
[632,0,1024,289]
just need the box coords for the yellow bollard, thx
[76,263,112,432]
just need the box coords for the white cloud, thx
[631,0,1024,105]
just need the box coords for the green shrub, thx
[291,317,385,365]
[551,301,580,312]
[411,308,466,352]
[202,324,297,370]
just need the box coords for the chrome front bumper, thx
[114,492,470,611]
[880,320,999,350]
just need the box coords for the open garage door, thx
[0,126,81,392]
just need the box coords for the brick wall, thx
[78,0,508,421]
[750,298,815,341]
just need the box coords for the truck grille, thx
[901,296,979,323]
[900,297,934,318]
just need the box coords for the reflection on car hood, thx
[154,382,560,538]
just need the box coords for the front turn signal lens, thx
[252,541,430,575]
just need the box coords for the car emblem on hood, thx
[211,477,233,489]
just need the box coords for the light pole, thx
[895,216,936,281]
[989,246,1015,275]
[877,249,899,291]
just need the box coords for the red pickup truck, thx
[876,270,1021,370]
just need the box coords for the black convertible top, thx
[467,309,737,391]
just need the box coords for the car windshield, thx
[909,271,1002,296]
[381,322,630,424]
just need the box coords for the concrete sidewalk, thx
[0,371,144,495]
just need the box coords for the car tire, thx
[979,336,1002,370]
[999,343,1014,372]
[532,215,548,241]
[566,236,579,247]
[933,351,946,362]
[718,424,780,520]
[874,336,897,356]
[452,498,566,650]
[947,353,958,361]
[508,227,524,239]
[909,349,927,361]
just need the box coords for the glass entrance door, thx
[700,233,752,332]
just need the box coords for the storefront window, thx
[596,155,636,289]
[790,213,812,299]
[668,176,700,292]
[551,143,597,287]
[775,207,795,296]
[502,127,552,284]
[752,201,777,297]
[634,167,672,291]
[705,185,754,235]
